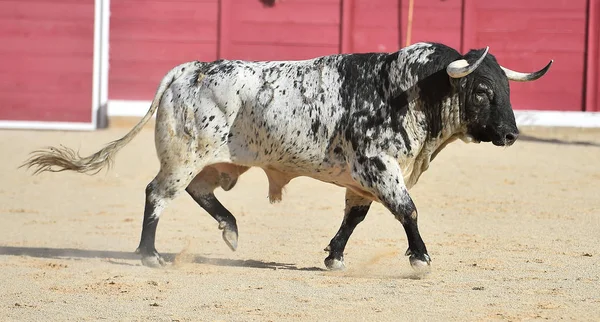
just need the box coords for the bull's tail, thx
[21,62,197,175]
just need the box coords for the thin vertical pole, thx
[405,0,415,47]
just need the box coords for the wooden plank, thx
[109,80,164,101]
[476,0,586,10]
[399,0,462,9]
[476,31,586,51]
[232,2,340,24]
[0,72,92,94]
[510,91,582,111]
[0,93,92,123]
[340,0,354,53]
[400,0,463,50]
[408,11,463,31]
[0,19,93,38]
[0,2,93,20]
[475,11,587,33]
[219,0,233,59]
[110,1,218,22]
[462,0,475,52]
[4,37,93,55]
[108,0,219,101]
[231,23,339,46]
[220,0,341,60]
[225,44,339,61]
[351,29,401,53]
[110,0,218,2]
[109,61,186,82]
[110,40,216,62]
[353,6,404,28]
[0,0,88,3]
[347,0,401,53]
[463,0,588,111]
[0,0,94,123]
[110,20,217,42]
[0,54,92,73]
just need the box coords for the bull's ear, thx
[501,60,553,82]
[446,46,489,78]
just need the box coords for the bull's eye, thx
[474,92,488,104]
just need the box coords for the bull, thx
[23,42,552,270]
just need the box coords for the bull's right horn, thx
[446,46,489,78]
[501,60,554,82]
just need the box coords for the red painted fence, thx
[109,0,219,100]
[219,0,341,61]
[463,0,588,112]
[3,0,597,125]
[0,0,95,123]
[109,0,599,112]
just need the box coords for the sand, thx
[1,124,599,321]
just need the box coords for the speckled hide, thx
[27,41,552,270]
[138,40,538,270]
[134,42,479,269]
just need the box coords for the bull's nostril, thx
[505,133,518,142]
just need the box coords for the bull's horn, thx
[501,60,553,82]
[446,46,489,78]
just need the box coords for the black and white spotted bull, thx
[23,42,552,270]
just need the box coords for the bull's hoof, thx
[408,253,431,272]
[222,229,238,251]
[324,256,346,270]
[219,221,238,251]
[136,248,166,268]
[141,255,166,268]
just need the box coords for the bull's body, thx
[165,43,450,199]
[24,42,551,270]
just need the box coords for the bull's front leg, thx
[324,189,372,270]
[351,154,431,270]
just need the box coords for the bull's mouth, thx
[492,138,517,147]
[492,140,506,146]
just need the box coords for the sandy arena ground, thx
[0,123,599,321]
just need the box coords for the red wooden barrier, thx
[109,0,219,100]
[342,0,401,53]
[105,0,595,114]
[401,0,462,50]
[340,0,354,53]
[463,0,588,111]
[218,0,340,61]
[0,0,95,123]
[342,0,460,54]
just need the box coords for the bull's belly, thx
[222,145,423,203]
[210,152,380,203]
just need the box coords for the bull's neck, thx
[384,67,464,188]
[385,70,465,160]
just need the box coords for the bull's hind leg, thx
[324,189,372,270]
[186,164,249,251]
[136,165,203,267]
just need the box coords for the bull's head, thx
[446,48,552,146]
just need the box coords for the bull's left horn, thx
[501,60,553,82]
[446,46,489,78]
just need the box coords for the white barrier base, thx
[108,100,600,128]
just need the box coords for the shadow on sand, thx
[0,246,325,272]
[519,134,600,147]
